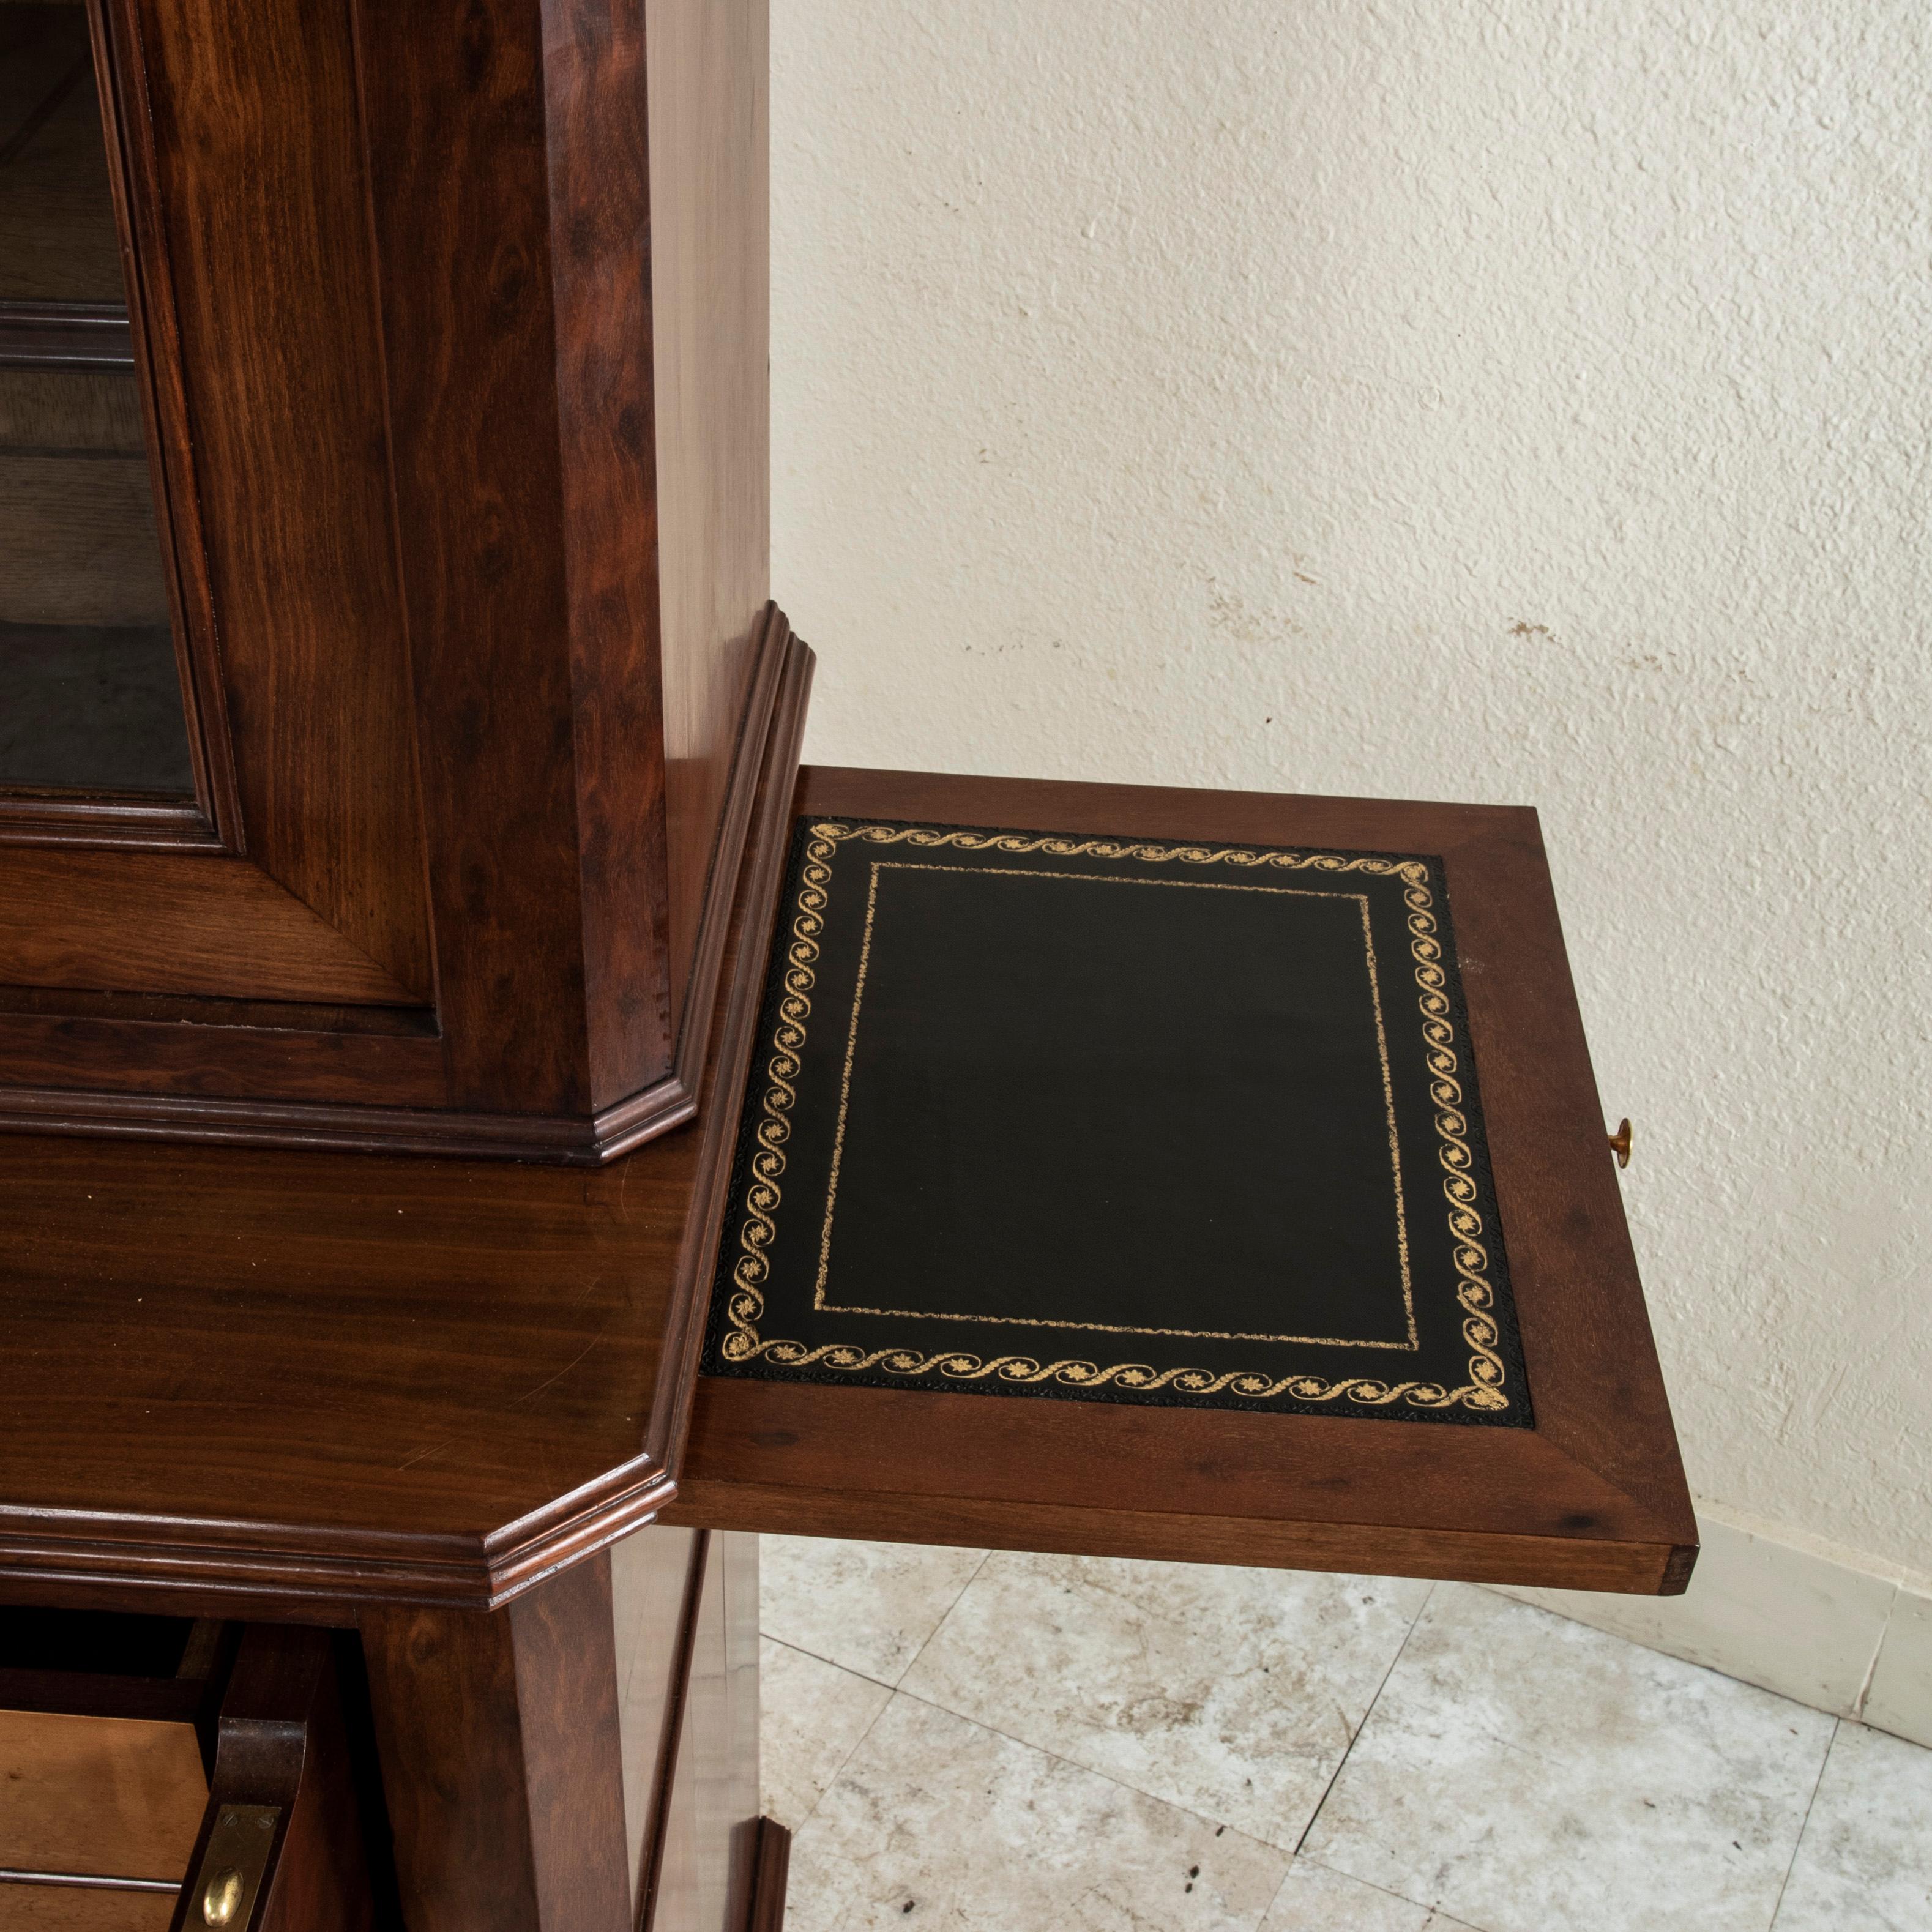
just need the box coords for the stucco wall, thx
[769,1,1932,1577]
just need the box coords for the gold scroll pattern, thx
[718,824,1510,1412]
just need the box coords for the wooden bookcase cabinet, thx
[1,0,785,1163]
[1,7,1696,1932]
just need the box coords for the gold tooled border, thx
[716,822,1510,1412]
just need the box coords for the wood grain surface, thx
[666,766,1698,1595]
[744,1816,791,1932]
[0,656,807,1616]
[0,1887,176,1932]
[0,849,420,1004]
[5,0,783,1162]
[356,0,618,1116]
[0,628,811,1153]
[126,0,431,999]
[362,1556,629,1932]
[0,1709,204,1880]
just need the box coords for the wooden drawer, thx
[0,1889,177,1931]
[0,1612,376,1932]
[0,1706,206,1879]
[0,1610,213,1932]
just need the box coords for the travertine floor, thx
[759,1539,1932,1932]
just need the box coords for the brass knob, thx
[1608,1119,1632,1169]
[203,1867,244,1926]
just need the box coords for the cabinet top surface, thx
[0,1107,704,1609]
[0,723,802,1617]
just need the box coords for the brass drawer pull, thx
[185,1807,280,1930]
[202,1865,244,1925]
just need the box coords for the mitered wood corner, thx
[662,765,1698,1598]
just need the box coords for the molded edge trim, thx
[0,1465,676,1617]
[0,606,804,1164]
[662,1476,1689,1597]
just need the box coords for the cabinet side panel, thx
[646,0,772,1024]
[133,0,433,1001]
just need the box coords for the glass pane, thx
[1,0,193,797]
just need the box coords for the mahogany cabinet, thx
[2,0,782,1162]
[1,5,1695,1930]
[0,747,1695,1930]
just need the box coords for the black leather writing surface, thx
[703,817,1531,1424]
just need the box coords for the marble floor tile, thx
[899,1549,1431,1848]
[1259,1859,1482,1931]
[1772,1720,1932,1931]
[760,1636,895,1833]
[1302,1583,1837,1932]
[761,1534,988,1685]
[786,1691,1290,1932]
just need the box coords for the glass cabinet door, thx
[1,0,193,798]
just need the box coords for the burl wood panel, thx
[125,0,431,999]
[668,766,1698,1595]
[647,0,773,1025]
[0,1708,205,1879]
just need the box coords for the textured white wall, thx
[770,1,1932,1576]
